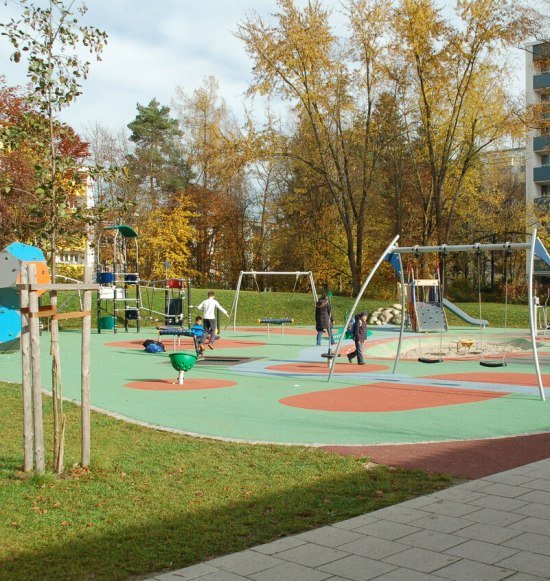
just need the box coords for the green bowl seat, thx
[169,352,197,372]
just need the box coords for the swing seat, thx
[321,353,341,359]
[418,357,442,364]
[258,317,293,324]
[480,361,507,368]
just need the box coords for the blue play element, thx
[534,238,550,270]
[0,288,21,344]
[385,252,401,275]
[5,242,46,263]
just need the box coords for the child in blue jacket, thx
[191,316,206,353]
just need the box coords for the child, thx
[196,291,228,349]
[190,316,206,354]
[347,311,368,365]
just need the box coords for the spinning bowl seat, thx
[169,352,197,372]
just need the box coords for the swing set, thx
[328,232,550,401]
[227,271,318,334]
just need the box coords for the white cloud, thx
[0,0,530,136]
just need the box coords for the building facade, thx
[526,40,550,213]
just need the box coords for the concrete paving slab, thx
[496,550,550,578]
[382,546,460,573]
[352,520,421,540]
[445,539,519,564]
[432,558,515,580]
[470,494,529,512]
[397,529,465,551]
[248,562,332,581]
[293,526,365,548]
[252,537,307,555]
[406,513,472,534]
[206,551,284,576]
[503,532,550,556]
[271,544,348,568]
[318,554,396,580]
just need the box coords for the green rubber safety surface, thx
[0,326,548,445]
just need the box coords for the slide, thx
[442,298,488,327]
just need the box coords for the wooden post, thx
[81,265,92,467]
[27,264,45,474]
[19,268,34,472]
[50,288,62,471]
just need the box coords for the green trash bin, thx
[99,315,115,330]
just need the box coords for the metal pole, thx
[391,242,530,255]
[328,235,400,381]
[393,253,406,375]
[187,278,192,328]
[528,230,546,401]
[309,272,318,303]
[230,271,243,332]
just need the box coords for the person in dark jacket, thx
[315,293,335,346]
[347,311,368,365]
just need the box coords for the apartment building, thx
[526,40,550,212]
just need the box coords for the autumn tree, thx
[237,0,397,294]
[139,192,196,280]
[1,0,106,474]
[174,77,252,285]
[393,0,543,247]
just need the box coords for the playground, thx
[0,321,548,448]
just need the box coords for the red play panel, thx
[266,362,389,374]
[280,383,507,412]
[425,372,550,387]
[105,338,266,350]
[124,379,237,391]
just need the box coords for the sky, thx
[0,0,530,136]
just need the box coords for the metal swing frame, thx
[227,271,318,333]
[328,231,549,402]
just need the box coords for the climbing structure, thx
[96,225,142,333]
[0,243,50,352]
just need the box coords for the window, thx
[542,184,550,197]
[542,155,550,165]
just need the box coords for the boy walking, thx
[196,292,229,349]
[347,311,368,365]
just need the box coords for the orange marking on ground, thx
[280,383,507,412]
[124,379,237,391]
[424,372,550,387]
[266,362,389,374]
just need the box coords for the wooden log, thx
[50,290,62,473]
[52,310,91,321]
[27,264,45,474]
[81,266,92,467]
[21,305,57,315]
[27,308,57,318]
[16,283,100,291]
[19,268,33,472]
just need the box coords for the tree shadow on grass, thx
[0,468,447,581]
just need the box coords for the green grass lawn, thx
[52,286,529,330]
[0,381,452,580]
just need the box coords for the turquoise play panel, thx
[0,326,548,445]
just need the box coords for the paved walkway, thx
[148,458,550,580]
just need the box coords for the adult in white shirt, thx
[196,292,229,348]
